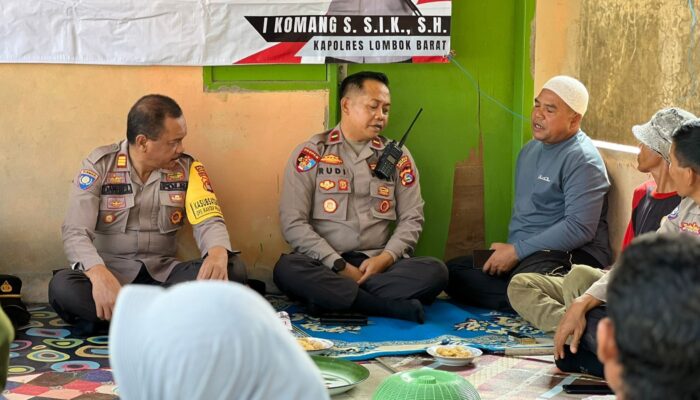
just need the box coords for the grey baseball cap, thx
[632,107,697,161]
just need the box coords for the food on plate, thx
[436,346,472,358]
[297,337,327,351]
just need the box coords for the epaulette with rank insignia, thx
[370,136,386,150]
[87,143,119,164]
[327,128,341,144]
[179,152,195,162]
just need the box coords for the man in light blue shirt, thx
[446,76,611,310]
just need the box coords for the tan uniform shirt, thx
[585,197,700,301]
[280,126,425,268]
[62,140,232,284]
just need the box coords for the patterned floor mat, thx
[3,305,116,399]
[376,354,609,399]
[8,306,109,376]
[270,296,554,360]
[3,370,117,400]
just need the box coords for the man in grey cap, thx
[553,110,698,377]
[446,76,611,311]
[508,107,693,337]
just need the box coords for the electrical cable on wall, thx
[448,54,530,122]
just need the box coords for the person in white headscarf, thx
[110,281,329,400]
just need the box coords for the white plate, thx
[426,345,482,366]
[297,337,334,355]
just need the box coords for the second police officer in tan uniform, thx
[274,72,447,323]
[49,94,247,334]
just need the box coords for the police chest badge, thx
[296,147,320,172]
[377,200,392,213]
[319,180,336,191]
[681,222,700,235]
[170,209,184,225]
[320,154,343,165]
[323,199,338,213]
[78,169,99,190]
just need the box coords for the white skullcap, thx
[542,75,589,116]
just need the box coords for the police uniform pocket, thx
[369,180,397,220]
[96,195,135,233]
[158,191,186,233]
[312,194,349,221]
[312,177,351,221]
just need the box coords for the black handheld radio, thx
[374,108,423,181]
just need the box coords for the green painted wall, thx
[349,0,534,258]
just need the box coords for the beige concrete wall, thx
[535,0,700,144]
[598,149,649,261]
[0,64,328,301]
[534,0,672,256]
[533,0,582,91]
[533,0,698,261]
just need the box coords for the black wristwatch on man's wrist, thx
[332,258,347,273]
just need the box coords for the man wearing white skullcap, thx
[446,75,611,313]
[110,281,330,400]
[542,75,589,116]
[508,107,693,336]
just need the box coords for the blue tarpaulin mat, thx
[268,296,553,361]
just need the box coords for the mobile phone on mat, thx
[319,312,368,325]
[562,383,614,395]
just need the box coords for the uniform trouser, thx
[273,252,448,310]
[445,250,603,312]
[506,264,606,332]
[48,255,247,326]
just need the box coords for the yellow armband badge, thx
[186,161,223,225]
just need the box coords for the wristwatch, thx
[332,258,347,273]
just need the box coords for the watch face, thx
[333,258,346,272]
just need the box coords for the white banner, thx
[0,0,451,65]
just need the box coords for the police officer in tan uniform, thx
[274,72,447,323]
[50,94,246,333]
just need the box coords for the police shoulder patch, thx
[296,147,321,172]
[78,169,99,190]
[396,155,411,170]
[400,168,416,187]
[667,206,680,220]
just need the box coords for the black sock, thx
[351,289,424,323]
